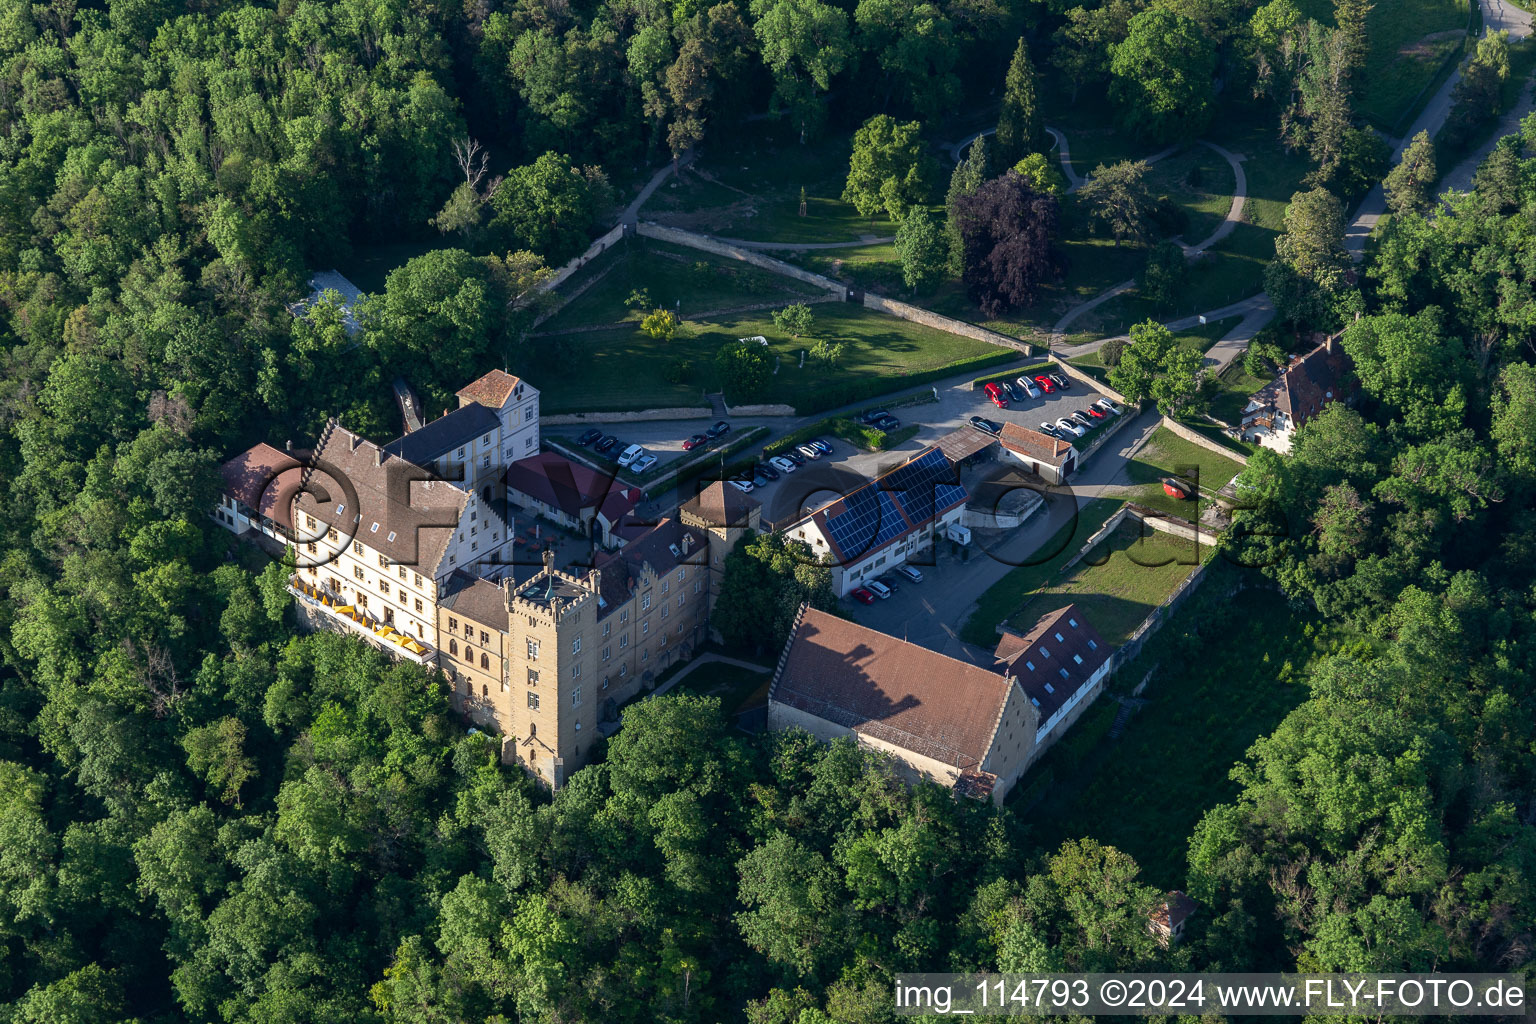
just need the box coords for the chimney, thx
[589,569,602,594]
[541,548,555,574]
[374,448,385,466]
[285,439,293,451]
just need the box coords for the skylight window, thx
[335,503,345,514]
[1029,697,1040,708]
[387,531,396,542]
[1040,647,1050,658]
[1054,632,1065,642]
[1088,639,1098,650]
[1073,654,1083,664]
[370,522,379,533]
[1059,667,1069,679]
[1044,682,1055,694]
[1025,660,1035,671]
[1068,618,1078,627]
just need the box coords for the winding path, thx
[709,234,894,251]
[1048,140,1251,347]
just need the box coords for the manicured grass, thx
[1006,519,1209,648]
[1124,426,1246,519]
[1209,361,1272,426]
[1295,0,1472,130]
[959,498,1125,647]
[537,299,1010,414]
[1021,583,1319,887]
[1071,317,1240,372]
[1145,146,1238,247]
[539,241,820,331]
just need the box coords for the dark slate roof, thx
[295,420,471,576]
[383,403,501,468]
[771,607,1014,770]
[219,443,303,528]
[992,604,1111,721]
[588,517,708,619]
[439,570,508,630]
[1247,334,1352,428]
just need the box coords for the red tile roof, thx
[999,422,1073,465]
[506,453,622,519]
[772,608,1014,770]
[456,369,523,409]
[219,443,303,528]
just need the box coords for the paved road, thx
[709,234,895,251]
[1438,72,1536,195]
[1055,292,1275,362]
[847,408,1166,664]
[1344,0,1533,256]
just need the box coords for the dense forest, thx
[1,0,1535,1020]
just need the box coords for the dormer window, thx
[1044,682,1055,694]
[1054,632,1064,642]
[1040,647,1050,658]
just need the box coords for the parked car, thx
[1071,410,1095,427]
[1055,418,1086,438]
[707,420,732,438]
[1003,381,1024,403]
[872,415,901,431]
[770,455,798,473]
[756,461,780,481]
[811,438,832,455]
[796,443,822,460]
[1033,375,1057,393]
[865,580,892,600]
[751,468,772,487]
[852,588,876,605]
[1040,421,1063,438]
[897,564,924,583]
[1094,398,1123,416]
[594,435,619,454]
[682,433,708,451]
[1016,376,1042,398]
[576,429,603,446]
[873,574,900,593]
[618,444,646,466]
[970,415,1003,435]
[1050,372,1070,389]
[783,449,806,466]
[631,453,658,473]
[727,478,754,493]
[984,382,1009,408]
[860,409,891,424]
[1084,405,1106,419]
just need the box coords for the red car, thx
[984,382,1009,408]
[1084,405,1106,419]
[1033,374,1057,393]
[852,588,876,605]
[682,433,708,451]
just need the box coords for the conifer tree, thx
[996,38,1043,167]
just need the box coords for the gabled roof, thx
[681,480,761,528]
[992,604,1111,722]
[219,443,303,528]
[1151,891,1199,933]
[457,369,524,410]
[506,453,623,519]
[999,422,1074,465]
[439,570,508,631]
[1247,334,1352,430]
[771,607,1016,770]
[289,271,364,334]
[383,403,501,469]
[792,447,967,563]
[589,517,708,619]
[295,421,473,577]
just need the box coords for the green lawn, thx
[539,240,819,331]
[1124,426,1247,519]
[1071,316,1241,372]
[1209,360,1271,426]
[537,297,1010,414]
[1007,518,1209,648]
[1145,146,1238,247]
[1295,0,1472,130]
[960,498,1125,647]
[1019,583,1320,887]
[676,663,773,716]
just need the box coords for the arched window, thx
[480,652,489,670]
[449,640,458,656]
[482,685,488,698]
[529,723,537,738]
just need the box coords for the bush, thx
[1100,336,1130,368]
[665,358,694,385]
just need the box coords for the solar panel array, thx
[822,448,968,559]
[885,448,967,524]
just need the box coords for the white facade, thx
[787,501,966,597]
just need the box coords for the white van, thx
[618,444,646,467]
[897,565,924,583]
[865,580,892,600]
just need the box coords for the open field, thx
[1019,583,1319,887]
[1124,426,1247,519]
[1007,518,1209,648]
[535,260,1011,413]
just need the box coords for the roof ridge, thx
[769,602,810,705]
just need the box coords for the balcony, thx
[288,576,437,667]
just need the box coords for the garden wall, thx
[543,407,710,425]
[1159,415,1250,466]
[538,223,628,295]
[1054,356,1131,406]
[636,223,849,298]
[860,294,1034,355]
[726,402,797,416]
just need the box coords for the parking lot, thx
[550,360,1120,524]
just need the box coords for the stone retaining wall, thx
[543,407,710,425]
[1054,357,1131,406]
[725,402,797,416]
[538,223,627,295]
[636,223,848,297]
[1159,415,1250,466]
[860,294,1033,354]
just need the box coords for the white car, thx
[796,443,822,460]
[631,453,658,472]
[1016,376,1042,398]
[727,478,754,493]
[617,443,645,467]
[896,565,924,583]
[1055,417,1086,438]
[865,580,892,600]
[770,455,798,474]
[1095,398,1123,416]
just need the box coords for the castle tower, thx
[678,481,762,614]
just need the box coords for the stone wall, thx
[1124,501,1214,547]
[860,294,1033,355]
[1053,357,1132,406]
[1073,402,1144,468]
[543,407,711,425]
[636,223,848,297]
[1159,415,1250,466]
[537,223,628,295]
[724,402,797,417]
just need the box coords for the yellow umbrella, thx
[335,605,354,615]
